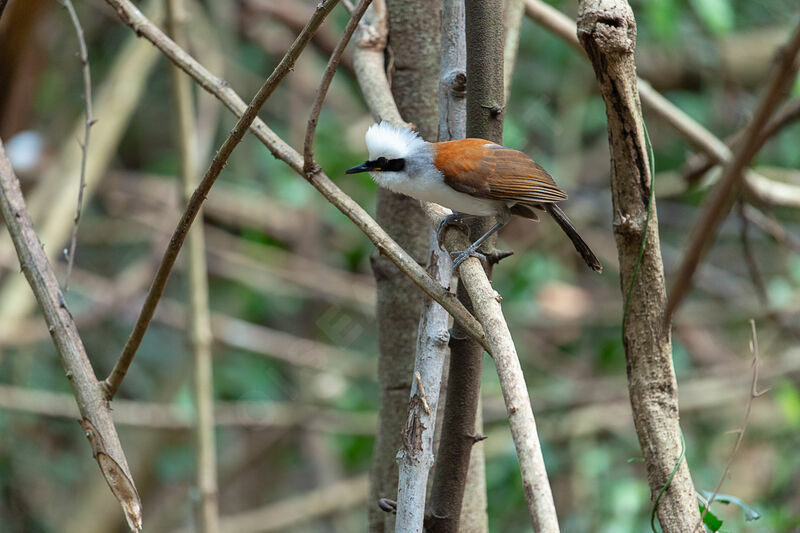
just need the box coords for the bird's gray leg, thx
[450,220,507,270]
[436,212,479,249]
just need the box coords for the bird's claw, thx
[450,249,487,270]
[436,213,472,250]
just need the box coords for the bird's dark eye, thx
[376,157,388,167]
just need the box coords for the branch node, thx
[377,497,397,513]
[470,433,487,444]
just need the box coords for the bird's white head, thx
[364,121,427,160]
[345,121,432,184]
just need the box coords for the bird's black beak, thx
[345,162,371,174]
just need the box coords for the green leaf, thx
[699,503,724,531]
[776,380,800,429]
[701,491,762,521]
[690,0,735,36]
[645,0,680,42]
[627,457,645,463]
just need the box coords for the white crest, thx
[364,121,427,160]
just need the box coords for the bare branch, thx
[426,203,560,533]
[0,141,141,531]
[683,99,800,185]
[576,1,700,530]
[394,237,452,532]
[665,21,800,324]
[303,0,372,172]
[57,0,95,290]
[244,0,357,77]
[351,0,408,126]
[165,0,218,530]
[102,0,342,399]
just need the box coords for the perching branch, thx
[103,0,488,356]
[0,140,142,531]
[665,21,800,324]
[427,203,560,533]
[576,1,700,531]
[165,0,218,530]
[57,0,95,290]
[102,0,342,399]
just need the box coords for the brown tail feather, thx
[543,203,602,273]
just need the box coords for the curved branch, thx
[303,0,372,172]
[0,141,142,531]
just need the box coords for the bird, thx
[346,121,602,273]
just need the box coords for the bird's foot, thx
[436,213,474,250]
[450,244,488,271]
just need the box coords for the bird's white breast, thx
[370,166,502,217]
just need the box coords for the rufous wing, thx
[433,139,567,205]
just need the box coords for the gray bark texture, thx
[394,242,452,533]
[427,1,502,531]
[369,1,443,532]
[576,1,701,531]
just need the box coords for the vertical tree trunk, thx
[576,2,701,531]
[369,1,443,532]
[427,1,503,532]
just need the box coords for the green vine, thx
[651,431,687,532]
[621,119,656,339]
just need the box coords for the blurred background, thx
[0,0,798,531]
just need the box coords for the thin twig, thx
[0,141,142,531]
[683,99,800,185]
[57,0,95,290]
[696,319,768,530]
[165,0,218,530]
[102,0,342,400]
[741,203,800,252]
[303,0,372,173]
[103,0,489,353]
[738,203,800,339]
[0,7,162,338]
[665,21,800,325]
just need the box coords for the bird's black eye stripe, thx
[384,158,405,171]
[376,157,388,167]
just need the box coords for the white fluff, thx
[365,121,428,160]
